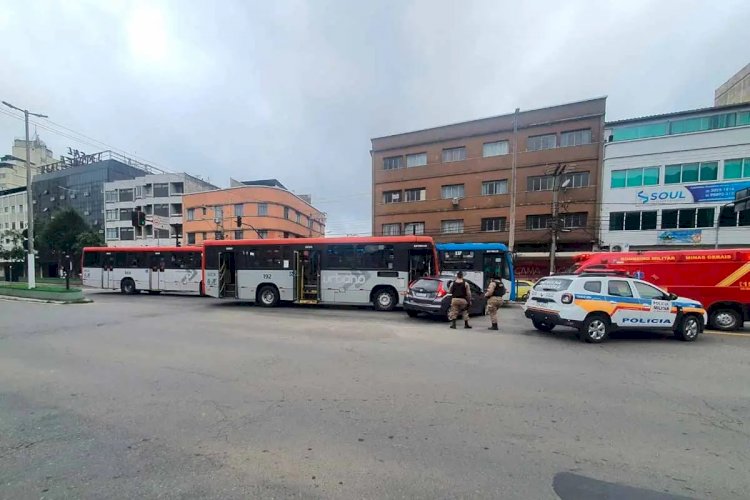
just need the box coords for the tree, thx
[0,230,25,261]
[38,208,101,273]
[75,230,104,249]
[0,230,26,281]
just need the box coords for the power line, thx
[0,108,175,173]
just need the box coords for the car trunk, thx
[409,279,442,305]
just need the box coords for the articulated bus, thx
[572,249,750,331]
[82,246,204,295]
[436,242,515,300]
[203,235,438,310]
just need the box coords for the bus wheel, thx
[709,309,741,331]
[258,285,279,307]
[120,278,137,295]
[373,288,396,311]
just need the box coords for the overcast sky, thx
[1,0,749,235]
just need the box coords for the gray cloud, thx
[2,0,749,235]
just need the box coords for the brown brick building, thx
[371,98,606,278]
[182,179,325,245]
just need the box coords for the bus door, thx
[482,251,503,289]
[408,247,433,283]
[149,253,166,291]
[482,251,511,299]
[102,254,115,289]
[295,249,320,303]
[218,250,237,298]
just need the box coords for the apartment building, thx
[371,98,606,277]
[0,137,55,190]
[182,179,325,245]
[104,173,217,247]
[0,186,28,279]
[601,103,750,250]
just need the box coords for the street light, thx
[2,100,48,289]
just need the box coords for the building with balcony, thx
[182,179,326,245]
[103,173,217,247]
[371,97,606,278]
[0,137,55,191]
[601,103,750,251]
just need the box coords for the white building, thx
[0,187,28,278]
[104,173,216,247]
[0,137,55,191]
[601,103,750,250]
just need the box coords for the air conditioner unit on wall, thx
[451,197,460,206]
[610,243,630,252]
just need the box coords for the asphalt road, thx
[1,292,748,499]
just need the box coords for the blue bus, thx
[436,242,515,301]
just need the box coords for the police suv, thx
[523,272,707,343]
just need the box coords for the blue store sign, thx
[637,180,750,204]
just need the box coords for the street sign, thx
[734,188,750,213]
[148,215,170,230]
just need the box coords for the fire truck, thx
[571,249,750,331]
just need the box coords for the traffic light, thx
[236,216,242,227]
[131,211,147,226]
[21,229,28,251]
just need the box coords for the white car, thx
[523,272,707,343]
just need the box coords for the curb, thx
[0,295,93,305]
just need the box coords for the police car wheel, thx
[532,320,554,332]
[675,315,701,342]
[580,315,610,343]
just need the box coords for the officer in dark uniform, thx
[484,274,505,330]
[448,271,472,329]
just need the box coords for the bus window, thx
[169,252,184,269]
[83,251,100,267]
[326,244,357,269]
[127,252,144,268]
[258,246,283,269]
[359,244,394,270]
[114,252,127,268]
[441,251,474,271]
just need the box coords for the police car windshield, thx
[534,278,573,291]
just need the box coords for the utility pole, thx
[508,107,520,252]
[2,101,48,289]
[548,163,569,275]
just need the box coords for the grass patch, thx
[0,283,82,293]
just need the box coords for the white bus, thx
[202,236,439,311]
[82,246,203,295]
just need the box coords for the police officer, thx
[448,271,472,329]
[484,274,505,331]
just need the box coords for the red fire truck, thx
[572,249,750,331]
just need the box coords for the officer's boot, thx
[464,320,472,329]
[450,319,456,329]
[488,323,498,331]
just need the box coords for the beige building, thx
[715,63,750,106]
[0,137,55,191]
